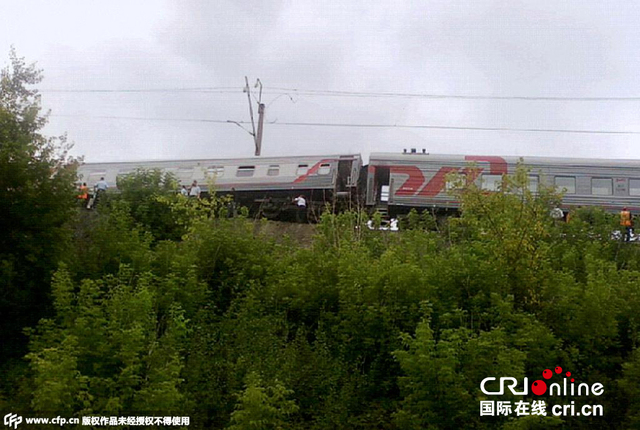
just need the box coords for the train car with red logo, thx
[366,152,640,216]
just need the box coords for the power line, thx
[49,114,640,135]
[38,86,640,101]
[40,87,242,93]
[268,121,640,135]
[265,87,640,101]
[51,114,233,124]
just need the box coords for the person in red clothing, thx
[77,183,88,200]
[621,207,633,242]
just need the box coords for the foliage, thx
[227,372,299,430]
[0,49,76,363]
[26,265,194,415]
[113,168,182,241]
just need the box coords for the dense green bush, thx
[7,166,639,428]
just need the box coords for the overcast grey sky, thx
[1,0,639,162]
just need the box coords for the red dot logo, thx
[566,372,571,377]
[555,366,562,374]
[571,378,575,382]
[542,369,552,379]
[532,380,547,396]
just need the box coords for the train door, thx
[374,167,390,205]
[337,159,352,192]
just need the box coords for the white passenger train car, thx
[77,154,363,217]
[78,154,361,191]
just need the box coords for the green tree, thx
[228,372,298,430]
[113,168,183,241]
[27,265,191,415]
[0,49,76,361]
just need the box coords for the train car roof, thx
[369,152,640,168]
[79,153,361,167]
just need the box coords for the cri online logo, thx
[481,366,604,397]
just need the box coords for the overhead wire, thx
[49,114,640,135]
[263,87,640,101]
[38,86,640,101]
[40,87,242,93]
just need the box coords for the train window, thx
[207,166,224,177]
[267,165,280,176]
[445,180,455,191]
[528,175,539,193]
[555,176,576,194]
[116,169,133,181]
[592,178,612,195]
[296,164,309,175]
[481,174,502,191]
[88,172,107,183]
[176,168,194,183]
[116,173,131,185]
[236,166,255,177]
[318,163,331,175]
[630,179,640,196]
[445,172,467,191]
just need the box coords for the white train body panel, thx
[77,154,362,193]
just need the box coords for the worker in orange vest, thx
[77,183,89,204]
[621,207,633,242]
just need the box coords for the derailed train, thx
[77,152,640,219]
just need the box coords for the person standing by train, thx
[90,177,108,209]
[180,185,188,196]
[189,180,201,198]
[621,207,633,242]
[95,177,108,192]
[294,195,307,223]
[77,182,89,206]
